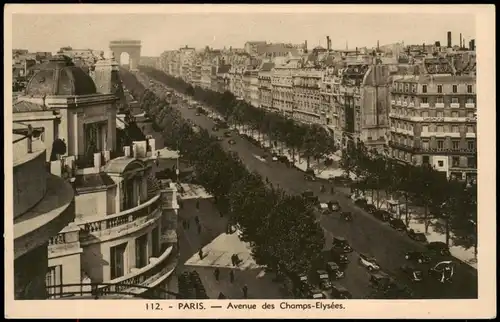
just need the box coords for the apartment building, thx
[13,54,179,300]
[292,68,323,124]
[320,66,341,131]
[249,69,260,108]
[190,55,202,86]
[271,63,298,117]
[258,62,275,110]
[179,46,196,81]
[389,74,477,182]
[200,57,213,89]
[215,64,232,93]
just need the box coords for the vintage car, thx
[312,270,333,290]
[404,251,431,264]
[426,242,452,256]
[389,218,407,231]
[359,253,380,271]
[369,272,392,289]
[407,229,428,243]
[400,263,424,282]
[330,285,352,299]
[328,201,341,212]
[330,249,350,265]
[332,236,353,253]
[325,261,345,279]
[228,139,236,145]
[341,211,353,222]
[373,209,392,222]
[428,260,455,283]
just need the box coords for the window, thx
[451,97,459,104]
[110,243,127,279]
[467,140,475,150]
[452,85,458,93]
[467,125,475,133]
[405,84,409,92]
[412,84,416,93]
[436,111,443,117]
[423,155,430,164]
[437,125,444,133]
[452,141,460,150]
[467,112,474,118]
[46,265,63,297]
[451,111,459,118]
[438,160,444,167]
[436,97,444,104]
[466,97,475,104]
[467,85,473,93]
[421,111,429,117]
[421,97,428,104]
[452,156,460,167]
[422,85,427,93]
[422,140,430,149]
[467,157,476,168]
[437,85,443,93]
[452,125,459,133]
[437,140,444,149]
[152,227,160,257]
[422,125,429,133]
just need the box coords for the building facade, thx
[12,54,179,300]
[258,62,274,110]
[389,74,477,182]
[292,68,323,124]
[271,66,296,117]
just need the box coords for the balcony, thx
[465,103,476,108]
[420,103,430,108]
[450,103,460,108]
[402,101,408,107]
[46,246,178,299]
[78,194,162,243]
[391,100,396,105]
[435,103,445,108]
[408,102,415,108]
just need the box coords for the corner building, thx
[12,54,179,300]
[389,74,477,182]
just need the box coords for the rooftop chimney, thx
[460,33,463,48]
[304,40,308,53]
[326,36,331,52]
[447,31,452,48]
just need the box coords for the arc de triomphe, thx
[109,40,142,71]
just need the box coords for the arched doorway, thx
[120,52,130,69]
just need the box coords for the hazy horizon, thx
[12,13,476,57]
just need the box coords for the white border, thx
[4,4,496,319]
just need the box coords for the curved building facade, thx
[12,54,179,300]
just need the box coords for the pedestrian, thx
[242,284,248,299]
[186,218,190,229]
[320,184,325,193]
[198,249,203,260]
[197,224,202,235]
[196,200,200,209]
[229,270,235,283]
[218,292,226,299]
[214,268,220,281]
[194,216,200,225]
[265,176,269,184]
[330,186,334,194]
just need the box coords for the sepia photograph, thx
[4,4,496,319]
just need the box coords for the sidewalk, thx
[178,198,285,299]
[177,183,213,200]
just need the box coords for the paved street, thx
[167,97,478,299]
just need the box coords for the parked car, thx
[400,263,424,282]
[329,176,352,186]
[330,249,350,265]
[312,270,333,290]
[305,168,315,177]
[277,155,289,163]
[354,198,368,207]
[369,272,392,289]
[364,204,378,214]
[327,201,341,212]
[325,261,345,280]
[195,112,201,116]
[228,139,236,145]
[341,211,353,222]
[426,242,452,256]
[304,286,327,299]
[304,174,316,181]
[389,218,407,231]
[373,210,392,222]
[224,131,232,137]
[428,260,454,283]
[407,229,428,243]
[330,285,352,299]
[332,236,353,253]
[216,136,223,141]
[404,251,431,264]
[359,253,380,271]
[212,126,219,131]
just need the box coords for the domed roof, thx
[25,55,97,97]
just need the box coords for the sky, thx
[11,11,476,57]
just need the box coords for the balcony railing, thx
[465,103,476,108]
[435,103,445,108]
[46,246,177,299]
[48,232,66,246]
[450,103,460,108]
[79,194,162,234]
